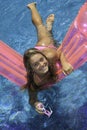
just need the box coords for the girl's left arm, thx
[57,50,73,75]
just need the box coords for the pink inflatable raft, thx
[0,2,87,86]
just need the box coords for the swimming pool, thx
[0,0,87,130]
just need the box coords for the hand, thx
[62,62,74,75]
[34,102,45,114]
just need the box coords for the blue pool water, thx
[0,0,87,130]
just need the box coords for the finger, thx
[67,63,74,71]
[62,69,73,75]
[66,68,74,75]
[62,70,67,75]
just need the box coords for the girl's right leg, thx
[27,3,54,46]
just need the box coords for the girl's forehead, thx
[30,53,44,62]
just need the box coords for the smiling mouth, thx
[40,64,48,70]
[40,66,48,72]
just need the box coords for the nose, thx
[39,61,44,67]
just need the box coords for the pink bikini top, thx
[35,44,57,50]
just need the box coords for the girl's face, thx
[30,53,49,76]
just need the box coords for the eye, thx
[40,57,44,62]
[33,62,39,67]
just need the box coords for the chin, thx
[43,68,49,74]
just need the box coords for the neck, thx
[34,71,50,84]
[33,71,52,87]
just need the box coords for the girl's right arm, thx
[29,89,45,114]
[29,90,39,107]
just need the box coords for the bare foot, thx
[46,14,55,31]
[27,2,36,9]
